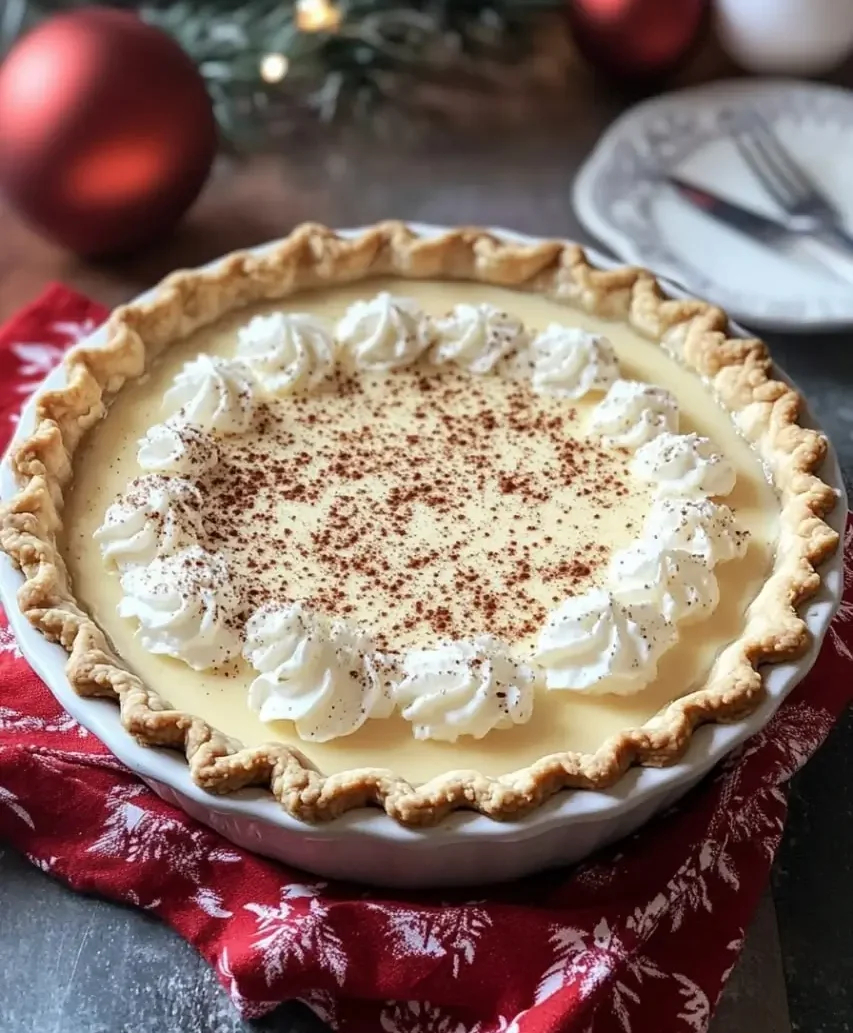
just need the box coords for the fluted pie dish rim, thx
[0,222,841,828]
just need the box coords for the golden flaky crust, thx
[1,223,839,826]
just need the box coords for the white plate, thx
[0,224,846,887]
[573,79,853,331]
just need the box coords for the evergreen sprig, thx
[2,1,564,144]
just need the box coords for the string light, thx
[296,0,342,33]
[259,53,289,83]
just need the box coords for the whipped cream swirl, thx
[531,325,619,399]
[336,293,433,370]
[589,379,679,449]
[163,355,255,435]
[94,475,204,571]
[394,635,534,742]
[137,418,220,477]
[647,498,749,567]
[432,303,527,374]
[535,589,676,694]
[609,544,720,624]
[236,312,336,395]
[633,432,736,498]
[118,546,242,670]
[243,602,394,741]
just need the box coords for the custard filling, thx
[62,278,779,782]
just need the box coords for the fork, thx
[732,115,853,252]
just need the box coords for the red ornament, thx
[566,0,708,79]
[0,8,217,257]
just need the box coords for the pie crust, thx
[0,223,839,826]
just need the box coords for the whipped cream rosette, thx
[632,432,736,499]
[395,635,535,742]
[337,292,434,370]
[118,546,242,670]
[137,418,220,477]
[432,303,527,374]
[236,312,336,395]
[94,475,205,571]
[535,589,677,695]
[243,602,394,742]
[163,355,256,435]
[590,379,679,448]
[530,325,619,399]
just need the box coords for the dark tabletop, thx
[1,69,852,1033]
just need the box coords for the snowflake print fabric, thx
[0,285,851,1033]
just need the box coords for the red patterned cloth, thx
[0,285,851,1033]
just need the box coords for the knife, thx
[664,175,853,286]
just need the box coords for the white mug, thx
[715,0,853,75]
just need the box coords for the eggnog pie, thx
[1,224,838,826]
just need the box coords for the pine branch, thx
[2,0,566,144]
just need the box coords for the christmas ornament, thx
[566,0,708,80]
[0,8,217,257]
[715,0,853,75]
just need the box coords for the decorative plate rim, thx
[573,77,853,332]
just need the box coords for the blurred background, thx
[2,0,853,272]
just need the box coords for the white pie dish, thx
[0,224,846,888]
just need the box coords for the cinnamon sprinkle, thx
[194,367,644,649]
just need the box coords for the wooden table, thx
[1,87,851,1033]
